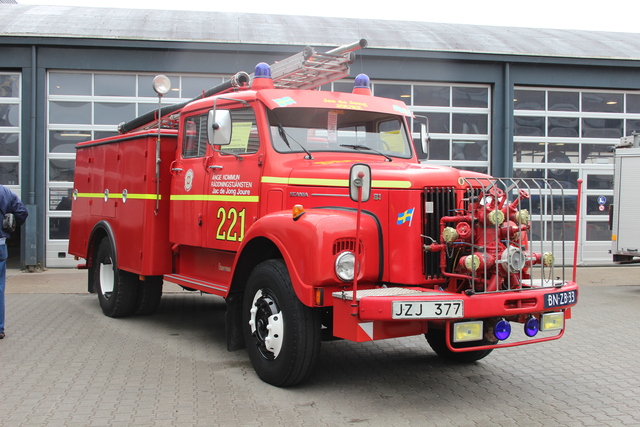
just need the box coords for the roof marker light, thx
[353,74,372,95]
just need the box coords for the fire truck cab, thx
[69,40,578,386]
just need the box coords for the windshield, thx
[268,108,413,159]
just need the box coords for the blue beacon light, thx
[254,62,272,79]
[524,316,540,337]
[252,62,274,89]
[494,319,512,341]
[353,74,372,95]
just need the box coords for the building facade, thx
[2,4,640,267]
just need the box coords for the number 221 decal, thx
[216,207,246,242]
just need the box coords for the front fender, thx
[239,208,382,306]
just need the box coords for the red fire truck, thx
[69,40,578,386]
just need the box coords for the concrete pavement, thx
[1,265,639,426]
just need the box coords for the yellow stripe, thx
[170,194,260,202]
[372,180,412,189]
[261,176,289,184]
[124,194,162,200]
[75,193,105,198]
[76,193,162,200]
[261,176,411,189]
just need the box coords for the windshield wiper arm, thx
[339,144,392,162]
[276,123,313,160]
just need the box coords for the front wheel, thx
[93,238,138,318]
[426,329,493,363]
[242,260,321,387]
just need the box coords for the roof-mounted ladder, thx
[261,39,368,90]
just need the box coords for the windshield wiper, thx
[339,144,393,162]
[271,109,314,160]
[277,124,313,160]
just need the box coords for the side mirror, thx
[207,109,232,146]
[415,115,430,159]
[349,163,371,203]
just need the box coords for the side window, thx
[219,108,259,155]
[183,115,208,158]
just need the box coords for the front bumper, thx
[331,282,578,343]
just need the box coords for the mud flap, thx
[225,292,246,351]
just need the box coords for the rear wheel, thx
[426,329,493,363]
[93,238,138,318]
[242,259,321,387]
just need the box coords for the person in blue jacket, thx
[0,185,28,339]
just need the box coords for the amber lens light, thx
[541,312,564,331]
[292,204,305,220]
[453,321,483,343]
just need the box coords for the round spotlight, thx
[152,75,171,96]
[524,316,540,337]
[494,319,511,341]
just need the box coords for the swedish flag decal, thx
[397,208,415,225]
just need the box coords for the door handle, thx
[170,160,183,175]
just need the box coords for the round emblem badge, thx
[184,169,194,192]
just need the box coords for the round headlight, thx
[335,251,355,282]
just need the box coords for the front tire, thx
[93,238,138,318]
[426,329,493,363]
[242,260,321,387]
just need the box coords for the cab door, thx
[169,114,209,247]
[204,107,262,250]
